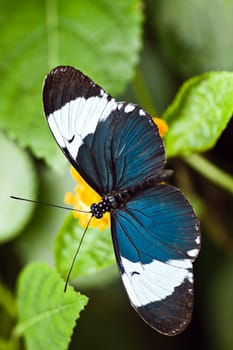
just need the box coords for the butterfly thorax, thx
[90,194,117,218]
[90,169,174,219]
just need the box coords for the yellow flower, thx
[152,117,168,137]
[64,167,110,230]
[64,116,168,230]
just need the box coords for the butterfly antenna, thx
[10,195,90,214]
[64,214,93,292]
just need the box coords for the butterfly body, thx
[43,66,201,336]
[90,168,174,218]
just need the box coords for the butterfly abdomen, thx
[90,169,174,218]
[118,169,174,200]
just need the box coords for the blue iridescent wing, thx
[43,65,201,335]
[43,66,165,195]
[111,184,200,336]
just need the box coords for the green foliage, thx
[0,131,38,243]
[16,263,88,350]
[55,214,115,283]
[148,0,233,76]
[14,165,75,265]
[163,72,233,157]
[0,339,18,350]
[1,0,233,349]
[0,281,18,350]
[0,0,142,171]
[0,1,142,348]
[0,281,17,320]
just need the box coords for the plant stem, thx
[132,67,158,115]
[184,154,233,195]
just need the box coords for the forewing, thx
[109,102,165,191]
[43,66,165,195]
[111,185,200,335]
[43,65,118,194]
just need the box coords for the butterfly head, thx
[90,194,120,218]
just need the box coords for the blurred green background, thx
[1,0,233,349]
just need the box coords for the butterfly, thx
[42,66,201,336]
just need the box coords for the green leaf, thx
[54,214,115,283]
[0,0,142,171]
[163,72,233,157]
[16,263,88,350]
[0,338,18,350]
[0,131,38,243]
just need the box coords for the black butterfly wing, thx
[43,66,165,195]
[111,185,200,335]
[43,66,117,194]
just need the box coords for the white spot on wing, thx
[121,257,193,307]
[124,104,135,113]
[195,235,200,244]
[139,109,146,116]
[47,95,117,159]
[187,248,199,258]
